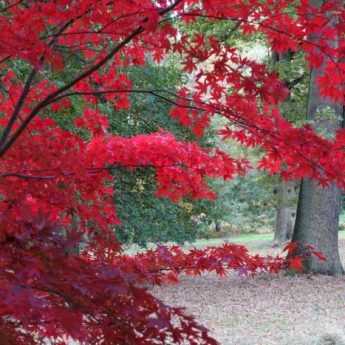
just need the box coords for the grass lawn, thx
[124,230,345,255]
[190,232,274,248]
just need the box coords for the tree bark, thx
[291,0,344,275]
[215,221,221,232]
[293,180,343,275]
[273,180,297,246]
[271,51,299,247]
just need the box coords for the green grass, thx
[124,232,274,254]
[197,230,345,246]
[124,230,345,254]
[188,232,273,249]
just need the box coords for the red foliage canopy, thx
[0,0,343,344]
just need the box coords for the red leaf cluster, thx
[0,0,344,344]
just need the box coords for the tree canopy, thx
[0,0,343,344]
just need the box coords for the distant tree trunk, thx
[291,0,344,275]
[273,180,298,246]
[271,51,299,247]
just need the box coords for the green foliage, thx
[104,61,210,246]
[199,172,276,237]
[107,59,192,138]
[40,56,211,246]
[267,51,309,124]
[181,16,264,46]
[114,168,202,246]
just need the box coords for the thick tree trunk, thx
[291,0,344,275]
[293,180,343,275]
[273,180,297,246]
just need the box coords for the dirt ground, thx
[152,240,345,345]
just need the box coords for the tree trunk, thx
[293,180,343,274]
[215,221,221,232]
[291,0,344,275]
[271,51,299,247]
[273,180,297,246]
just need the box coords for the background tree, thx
[270,50,308,245]
[291,0,344,275]
[108,61,212,245]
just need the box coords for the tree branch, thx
[0,164,182,181]
[285,74,307,90]
[0,14,86,149]
[0,0,183,158]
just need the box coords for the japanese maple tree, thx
[0,0,344,344]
